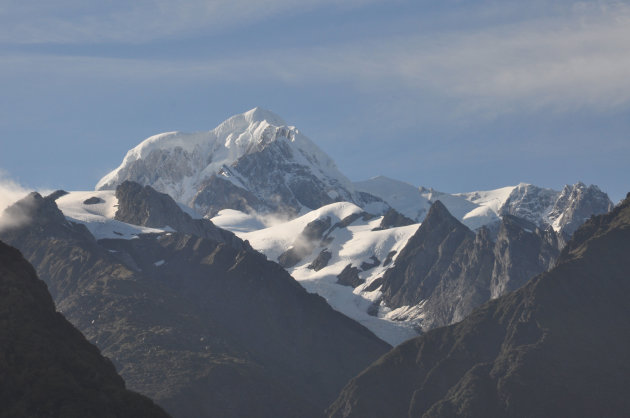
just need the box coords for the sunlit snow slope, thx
[213,202,421,345]
[97,107,382,217]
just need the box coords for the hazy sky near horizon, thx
[1,0,629,202]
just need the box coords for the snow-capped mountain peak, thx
[96,107,382,217]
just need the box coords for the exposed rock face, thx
[490,215,559,298]
[278,216,332,268]
[115,180,246,250]
[308,249,333,271]
[192,174,265,217]
[382,250,397,266]
[337,264,363,288]
[0,240,169,418]
[329,194,630,418]
[373,208,415,231]
[380,201,477,309]
[1,192,390,418]
[83,196,105,205]
[547,182,615,240]
[360,256,381,271]
[499,183,559,224]
[378,200,560,331]
[497,182,614,240]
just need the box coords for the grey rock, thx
[547,182,614,240]
[83,196,105,205]
[278,217,332,268]
[337,264,363,288]
[382,250,397,267]
[372,208,415,231]
[379,200,560,331]
[115,180,247,251]
[308,249,333,271]
[360,256,380,271]
[192,174,268,217]
[46,189,69,201]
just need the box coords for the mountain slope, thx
[328,193,630,418]
[355,177,613,237]
[223,202,421,345]
[0,240,169,418]
[375,201,559,331]
[0,185,391,417]
[97,107,384,217]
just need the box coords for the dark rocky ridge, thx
[1,186,390,418]
[115,180,246,250]
[372,208,415,231]
[329,194,630,418]
[0,240,169,418]
[336,264,363,288]
[308,249,333,271]
[378,200,559,331]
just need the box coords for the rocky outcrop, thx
[308,249,333,271]
[0,240,169,418]
[83,196,105,205]
[378,200,560,331]
[115,181,246,250]
[192,174,267,217]
[337,264,363,288]
[380,200,478,309]
[360,256,381,271]
[1,192,390,418]
[547,182,614,240]
[329,194,630,418]
[278,217,332,268]
[372,208,415,230]
[490,215,559,298]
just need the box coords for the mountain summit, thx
[97,107,383,217]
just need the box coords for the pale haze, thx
[1,0,628,202]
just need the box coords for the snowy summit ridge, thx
[97,107,381,217]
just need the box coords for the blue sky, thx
[1,0,629,202]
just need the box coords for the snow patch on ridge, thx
[56,191,171,240]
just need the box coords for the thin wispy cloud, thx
[0,171,30,228]
[0,0,384,44]
[3,2,629,119]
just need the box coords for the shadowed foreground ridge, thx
[0,240,169,418]
[0,185,390,418]
[329,193,630,418]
